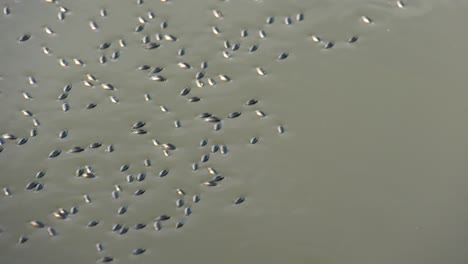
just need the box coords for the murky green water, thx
[1,0,468,263]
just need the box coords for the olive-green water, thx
[1,0,468,263]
